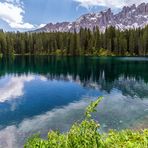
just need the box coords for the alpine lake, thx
[0,56,148,147]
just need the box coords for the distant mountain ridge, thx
[35,3,148,32]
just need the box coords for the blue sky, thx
[0,0,147,31]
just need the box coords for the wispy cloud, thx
[0,0,34,29]
[73,0,148,9]
[0,98,89,147]
[0,75,35,103]
[37,24,46,28]
[0,75,49,103]
[5,0,23,6]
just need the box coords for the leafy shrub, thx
[24,97,148,148]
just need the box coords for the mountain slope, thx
[35,3,148,32]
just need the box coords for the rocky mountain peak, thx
[35,3,148,33]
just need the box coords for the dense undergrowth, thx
[24,97,148,148]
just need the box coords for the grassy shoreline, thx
[1,48,148,57]
[1,54,148,57]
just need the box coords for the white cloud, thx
[0,75,49,103]
[0,75,35,103]
[124,0,148,6]
[36,23,46,29]
[10,22,34,29]
[39,24,46,28]
[74,0,124,9]
[5,0,21,5]
[0,1,34,29]
[73,0,148,9]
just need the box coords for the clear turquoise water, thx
[0,56,148,147]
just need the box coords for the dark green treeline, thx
[0,26,148,56]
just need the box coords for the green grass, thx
[24,97,148,148]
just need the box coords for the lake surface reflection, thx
[0,56,148,147]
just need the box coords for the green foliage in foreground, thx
[24,97,148,148]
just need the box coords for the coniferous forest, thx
[0,25,148,56]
